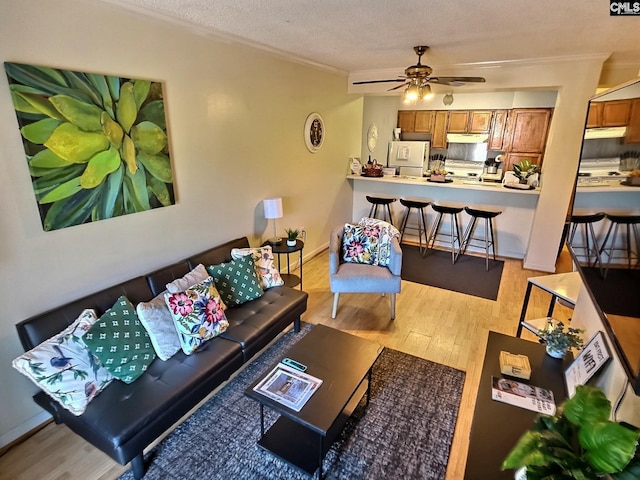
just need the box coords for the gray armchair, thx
[329,225,402,320]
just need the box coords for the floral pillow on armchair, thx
[341,223,379,265]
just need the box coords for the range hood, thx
[446,133,489,144]
[583,126,626,140]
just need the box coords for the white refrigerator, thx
[387,141,430,176]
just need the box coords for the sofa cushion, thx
[12,309,113,416]
[231,246,284,289]
[83,296,156,384]
[136,292,181,361]
[206,254,264,306]
[164,277,229,355]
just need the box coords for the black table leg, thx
[516,281,534,337]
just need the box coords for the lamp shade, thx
[263,197,283,219]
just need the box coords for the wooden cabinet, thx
[397,111,416,133]
[446,110,492,133]
[447,111,470,133]
[504,153,543,172]
[504,109,552,154]
[586,100,631,128]
[414,111,435,133]
[602,100,631,127]
[624,99,640,144]
[432,111,448,149]
[468,111,493,133]
[488,110,508,150]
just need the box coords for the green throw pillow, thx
[83,296,156,384]
[207,254,264,306]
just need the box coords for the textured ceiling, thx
[97,0,640,81]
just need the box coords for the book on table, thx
[491,376,556,415]
[253,363,323,412]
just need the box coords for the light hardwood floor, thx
[0,247,574,480]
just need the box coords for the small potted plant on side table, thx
[284,228,300,247]
[537,320,584,358]
[502,385,640,479]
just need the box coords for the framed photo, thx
[304,112,324,153]
[564,331,612,397]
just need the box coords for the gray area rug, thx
[402,244,504,300]
[119,323,465,480]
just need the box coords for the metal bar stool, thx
[599,213,640,278]
[567,212,605,273]
[427,204,464,264]
[399,198,430,256]
[366,195,397,226]
[460,206,502,271]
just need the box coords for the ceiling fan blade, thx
[429,76,486,86]
[387,83,408,92]
[352,79,406,85]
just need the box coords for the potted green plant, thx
[512,159,538,185]
[537,321,584,358]
[502,385,640,479]
[284,228,300,247]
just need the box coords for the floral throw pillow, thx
[358,217,400,267]
[164,276,229,355]
[83,296,156,384]
[231,246,284,289]
[342,223,379,265]
[12,309,114,416]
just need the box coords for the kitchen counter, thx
[347,174,541,259]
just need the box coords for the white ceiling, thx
[98,0,640,88]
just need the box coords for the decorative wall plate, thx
[304,112,324,153]
[367,123,378,152]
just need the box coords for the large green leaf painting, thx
[4,62,175,231]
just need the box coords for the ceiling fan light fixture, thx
[403,82,420,103]
[420,83,434,101]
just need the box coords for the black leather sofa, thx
[15,236,308,479]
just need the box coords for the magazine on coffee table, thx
[491,376,556,415]
[253,363,323,412]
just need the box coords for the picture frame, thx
[304,112,324,153]
[564,331,612,397]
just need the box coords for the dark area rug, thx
[401,244,504,300]
[580,267,640,318]
[119,323,465,480]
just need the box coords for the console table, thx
[464,331,573,480]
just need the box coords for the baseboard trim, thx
[0,411,52,455]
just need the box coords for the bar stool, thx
[427,204,464,264]
[567,212,605,272]
[366,195,397,226]
[599,213,640,277]
[460,206,502,271]
[399,198,431,256]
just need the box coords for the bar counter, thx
[347,174,540,259]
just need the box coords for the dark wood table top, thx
[464,331,573,480]
[246,324,383,435]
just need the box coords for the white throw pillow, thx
[12,309,113,416]
[166,264,209,293]
[137,292,181,361]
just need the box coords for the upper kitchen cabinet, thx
[397,111,416,133]
[504,108,552,154]
[446,110,493,133]
[625,99,640,144]
[586,100,631,128]
[414,111,436,133]
[432,111,448,148]
[488,110,508,150]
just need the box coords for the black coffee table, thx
[245,324,383,479]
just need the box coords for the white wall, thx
[0,0,362,447]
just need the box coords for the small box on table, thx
[499,351,531,380]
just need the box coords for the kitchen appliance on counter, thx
[577,157,623,186]
[387,141,430,176]
[480,155,504,182]
[441,159,484,180]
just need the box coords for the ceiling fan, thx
[353,46,486,102]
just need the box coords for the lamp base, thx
[267,237,283,245]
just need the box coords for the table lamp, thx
[263,197,283,244]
